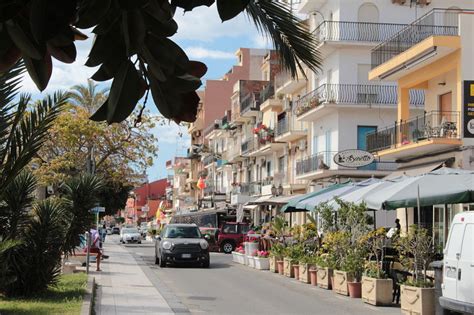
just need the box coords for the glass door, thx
[433,205,446,251]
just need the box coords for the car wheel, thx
[221,241,234,254]
[201,260,210,268]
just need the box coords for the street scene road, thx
[111,236,399,315]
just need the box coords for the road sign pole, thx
[85,231,90,274]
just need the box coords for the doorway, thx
[439,92,452,123]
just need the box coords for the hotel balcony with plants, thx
[295,151,397,181]
[367,8,474,160]
[247,123,286,157]
[295,83,425,121]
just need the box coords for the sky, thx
[22,4,272,182]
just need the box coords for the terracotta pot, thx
[348,281,362,298]
[277,261,284,275]
[293,265,300,280]
[400,285,435,315]
[283,258,295,278]
[299,263,314,283]
[317,267,333,290]
[309,269,318,286]
[269,256,280,273]
[362,277,393,306]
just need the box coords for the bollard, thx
[85,231,90,274]
[430,260,444,315]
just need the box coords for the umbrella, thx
[294,179,378,212]
[281,183,347,213]
[364,167,474,210]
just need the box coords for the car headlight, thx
[200,240,209,250]
[162,241,172,250]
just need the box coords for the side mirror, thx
[204,234,210,240]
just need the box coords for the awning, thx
[384,161,444,180]
[266,194,303,205]
[243,205,258,210]
[248,194,273,205]
[281,183,348,213]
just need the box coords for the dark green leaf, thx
[188,60,207,78]
[85,29,124,67]
[0,46,21,72]
[171,0,214,12]
[144,35,189,76]
[76,0,112,29]
[172,74,202,93]
[47,43,76,63]
[92,7,121,35]
[23,52,52,91]
[140,46,166,81]
[216,0,249,21]
[118,0,149,10]
[90,99,108,121]
[90,55,125,82]
[29,0,76,42]
[143,11,178,38]
[0,2,22,22]
[122,10,146,56]
[6,19,43,60]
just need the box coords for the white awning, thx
[267,194,303,205]
[384,162,444,180]
[243,205,258,210]
[248,194,273,205]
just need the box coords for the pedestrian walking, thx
[85,225,102,271]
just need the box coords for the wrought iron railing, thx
[241,138,255,155]
[276,115,305,136]
[294,84,425,117]
[236,182,261,196]
[241,93,260,114]
[296,152,397,175]
[366,111,461,153]
[371,9,465,69]
[314,21,408,44]
[260,83,275,104]
[275,71,291,91]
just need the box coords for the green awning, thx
[281,183,348,213]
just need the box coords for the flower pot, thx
[277,260,284,275]
[309,269,318,286]
[333,270,353,296]
[361,277,393,306]
[299,263,314,283]
[293,265,300,280]
[400,285,434,315]
[283,258,295,278]
[348,281,362,298]
[254,257,270,270]
[244,242,259,256]
[317,267,333,290]
[269,256,280,273]
[247,256,255,268]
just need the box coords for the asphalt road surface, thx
[119,238,400,315]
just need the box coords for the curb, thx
[80,276,96,315]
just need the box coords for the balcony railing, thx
[234,182,261,196]
[259,83,275,104]
[296,151,397,175]
[371,9,465,69]
[241,93,260,114]
[241,138,255,155]
[294,84,424,117]
[276,115,304,136]
[366,111,461,153]
[202,154,215,167]
[314,21,408,44]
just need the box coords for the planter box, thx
[362,277,393,306]
[283,258,295,278]
[269,256,280,273]
[317,267,333,290]
[254,257,270,270]
[299,263,314,284]
[333,270,353,296]
[247,256,256,268]
[244,242,259,256]
[235,252,245,264]
[231,251,239,263]
[400,285,434,315]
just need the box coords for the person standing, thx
[85,225,102,271]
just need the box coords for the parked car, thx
[440,212,474,314]
[112,227,120,235]
[217,222,250,254]
[120,227,142,244]
[199,227,220,252]
[155,224,209,268]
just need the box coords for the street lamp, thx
[271,184,277,196]
[277,184,284,196]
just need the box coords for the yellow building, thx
[368,8,474,248]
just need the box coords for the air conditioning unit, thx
[298,139,307,151]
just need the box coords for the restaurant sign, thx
[463,80,474,138]
[333,149,375,168]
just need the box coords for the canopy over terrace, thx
[364,167,474,210]
[281,183,348,213]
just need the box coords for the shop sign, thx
[333,149,374,168]
[463,81,474,138]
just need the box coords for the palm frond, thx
[246,0,322,78]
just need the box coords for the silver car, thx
[120,227,142,244]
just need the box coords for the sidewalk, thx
[92,241,174,315]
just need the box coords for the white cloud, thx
[173,4,258,42]
[252,33,273,49]
[185,46,235,59]
[150,120,191,146]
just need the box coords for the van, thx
[441,212,474,314]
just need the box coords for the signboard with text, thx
[463,81,474,138]
[333,149,375,168]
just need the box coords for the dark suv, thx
[155,224,210,268]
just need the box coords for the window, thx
[266,161,272,177]
[445,223,463,258]
[240,225,250,234]
[222,224,238,234]
[164,226,201,239]
[278,156,285,173]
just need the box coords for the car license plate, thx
[181,254,191,258]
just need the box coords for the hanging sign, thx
[333,149,374,168]
[463,81,474,138]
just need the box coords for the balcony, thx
[202,154,215,167]
[370,9,465,81]
[240,93,261,117]
[275,115,306,142]
[241,138,256,155]
[275,70,306,95]
[366,111,461,160]
[296,151,397,181]
[259,83,282,112]
[295,84,424,121]
[248,131,286,157]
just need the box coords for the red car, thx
[217,222,250,254]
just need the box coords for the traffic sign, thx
[91,206,105,213]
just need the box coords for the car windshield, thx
[164,226,201,239]
[122,228,139,234]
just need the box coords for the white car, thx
[120,227,142,244]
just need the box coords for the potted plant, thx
[269,243,285,273]
[254,250,270,270]
[283,243,304,278]
[342,243,367,298]
[396,225,435,315]
[361,228,393,306]
[315,253,333,290]
[298,255,315,284]
[327,231,352,296]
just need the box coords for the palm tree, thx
[68,79,109,114]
